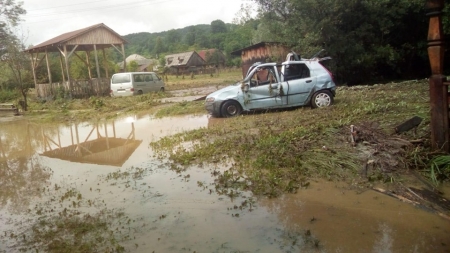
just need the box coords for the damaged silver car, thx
[205,51,336,117]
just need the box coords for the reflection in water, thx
[41,121,142,166]
[373,223,393,253]
[1,115,449,253]
[0,120,52,213]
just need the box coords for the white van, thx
[110,72,165,97]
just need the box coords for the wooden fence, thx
[36,78,110,99]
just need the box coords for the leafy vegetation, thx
[150,80,445,197]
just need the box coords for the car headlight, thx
[206,97,215,102]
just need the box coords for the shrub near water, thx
[151,80,433,197]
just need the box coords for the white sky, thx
[17,0,252,47]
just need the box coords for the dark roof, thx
[230,42,288,56]
[198,49,217,61]
[165,51,205,67]
[25,23,127,53]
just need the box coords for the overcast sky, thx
[18,0,252,47]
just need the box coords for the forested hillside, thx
[118,0,450,85]
[114,19,259,68]
[1,0,450,93]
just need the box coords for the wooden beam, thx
[63,45,72,96]
[102,48,109,79]
[121,43,126,72]
[59,53,66,83]
[94,44,101,78]
[86,51,92,79]
[29,52,37,88]
[45,50,52,85]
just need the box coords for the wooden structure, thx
[41,121,141,167]
[198,49,226,68]
[164,51,205,75]
[0,103,19,116]
[231,42,291,78]
[425,0,449,152]
[24,23,128,99]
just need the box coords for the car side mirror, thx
[270,83,279,89]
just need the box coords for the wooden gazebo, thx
[24,23,128,98]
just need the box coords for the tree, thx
[0,0,28,107]
[0,0,26,47]
[153,36,164,56]
[253,0,436,85]
[211,20,227,34]
[2,38,33,110]
[126,60,139,72]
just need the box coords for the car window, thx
[112,74,131,84]
[284,63,310,81]
[250,67,277,87]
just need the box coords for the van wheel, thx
[221,100,242,117]
[160,87,165,92]
[311,90,333,108]
[137,90,143,95]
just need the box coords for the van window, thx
[144,74,153,82]
[151,73,159,80]
[134,74,144,82]
[112,74,131,84]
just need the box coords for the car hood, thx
[206,83,241,99]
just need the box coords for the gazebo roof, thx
[24,23,128,53]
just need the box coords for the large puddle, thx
[0,114,449,253]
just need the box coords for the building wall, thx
[240,45,290,78]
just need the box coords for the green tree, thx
[153,36,164,56]
[127,60,139,72]
[211,20,227,34]
[253,0,437,85]
[2,39,33,110]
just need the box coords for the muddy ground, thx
[0,112,449,253]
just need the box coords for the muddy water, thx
[0,114,449,253]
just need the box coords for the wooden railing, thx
[36,78,110,99]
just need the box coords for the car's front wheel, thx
[311,90,333,108]
[221,100,242,117]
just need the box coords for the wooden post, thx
[121,43,126,72]
[85,50,92,79]
[59,53,66,83]
[45,50,52,85]
[64,45,72,97]
[426,0,449,152]
[102,48,109,78]
[94,44,101,78]
[29,52,37,88]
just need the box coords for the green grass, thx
[150,80,439,197]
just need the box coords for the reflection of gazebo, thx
[24,23,128,99]
[41,122,141,167]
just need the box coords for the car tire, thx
[137,90,143,95]
[160,87,165,92]
[311,90,333,108]
[221,100,242,117]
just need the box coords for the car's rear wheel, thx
[311,90,333,108]
[221,100,242,117]
[137,90,143,95]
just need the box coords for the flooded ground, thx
[0,113,449,253]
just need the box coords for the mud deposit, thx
[0,114,449,253]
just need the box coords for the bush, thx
[0,89,19,103]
